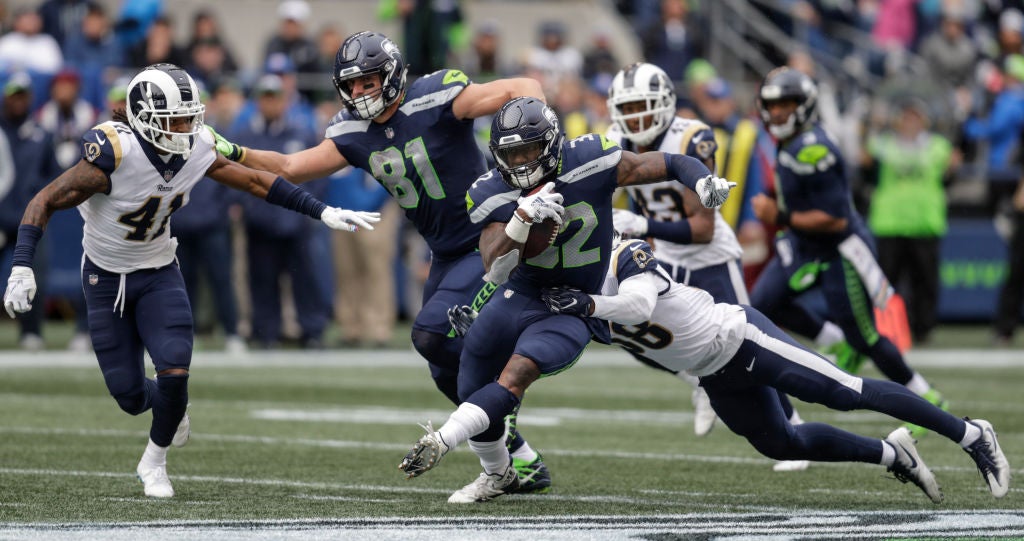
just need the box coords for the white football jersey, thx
[77,121,217,273]
[602,239,746,377]
[607,117,742,271]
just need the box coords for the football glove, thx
[208,126,246,162]
[4,266,36,318]
[321,207,382,232]
[447,305,478,338]
[695,175,736,209]
[541,286,594,317]
[517,182,565,225]
[612,209,648,237]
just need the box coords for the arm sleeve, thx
[590,271,660,325]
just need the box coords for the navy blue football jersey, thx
[467,133,623,296]
[324,69,486,259]
[775,124,869,256]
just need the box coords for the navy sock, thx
[467,382,520,442]
[150,373,189,446]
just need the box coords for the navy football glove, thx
[541,286,594,316]
[447,305,478,337]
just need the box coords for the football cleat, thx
[509,454,552,494]
[885,427,942,503]
[447,462,520,503]
[136,462,174,498]
[171,404,190,448]
[963,418,1010,498]
[692,387,717,437]
[903,388,949,439]
[772,460,810,472]
[399,421,450,479]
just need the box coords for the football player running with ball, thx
[399,96,734,503]
[2,64,380,498]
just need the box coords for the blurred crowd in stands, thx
[2,0,1024,351]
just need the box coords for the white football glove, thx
[517,182,565,225]
[612,209,648,237]
[695,175,737,209]
[4,266,36,318]
[321,207,382,232]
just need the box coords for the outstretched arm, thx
[22,159,110,229]
[210,126,348,183]
[616,151,734,208]
[452,77,545,120]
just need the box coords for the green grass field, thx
[0,345,1021,539]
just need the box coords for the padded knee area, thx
[153,337,192,372]
[411,329,460,369]
[113,389,150,415]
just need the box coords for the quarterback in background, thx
[2,64,379,498]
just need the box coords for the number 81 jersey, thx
[77,121,216,273]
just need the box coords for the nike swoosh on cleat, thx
[899,444,918,469]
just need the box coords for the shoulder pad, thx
[612,239,659,282]
[81,123,125,174]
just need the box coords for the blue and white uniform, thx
[594,239,967,463]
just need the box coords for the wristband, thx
[12,224,43,268]
[505,213,532,243]
[775,210,791,227]
[265,177,327,219]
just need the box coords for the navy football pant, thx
[83,257,192,447]
[701,307,964,463]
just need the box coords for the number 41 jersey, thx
[77,121,217,273]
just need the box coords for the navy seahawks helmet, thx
[332,31,408,119]
[126,63,205,158]
[756,67,818,140]
[489,97,563,190]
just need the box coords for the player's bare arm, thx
[21,159,110,228]
[240,138,349,183]
[616,150,670,187]
[751,193,848,233]
[479,221,521,272]
[681,188,715,243]
[453,77,545,120]
[205,153,282,198]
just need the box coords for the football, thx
[523,217,559,259]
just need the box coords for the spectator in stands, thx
[463,21,511,83]
[582,27,619,81]
[0,73,61,350]
[0,8,63,75]
[263,0,318,101]
[640,0,705,82]
[36,69,96,171]
[382,0,464,76]
[113,0,162,50]
[206,77,245,132]
[187,36,233,89]
[126,15,186,69]
[185,10,238,77]
[963,53,1024,211]
[326,167,398,348]
[311,25,345,112]
[231,74,329,349]
[230,53,316,135]
[171,179,246,355]
[63,1,123,112]
[38,0,89,48]
[523,20,583,98]
[920,4,980,91]
[862,98,957,344]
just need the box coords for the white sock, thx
[468,438,511,475]
[675,371,700,388]
[904,373,930,396]
[959,421,982,448]
[139,438,168,468]
[437,402,490,450]
[789,410,804,426]
[880,440,896,467]
[815,321,845,347]
[510,440,538,463]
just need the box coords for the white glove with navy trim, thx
[321,207,382,232]
[695,175,736,209]
[4,266,36,318]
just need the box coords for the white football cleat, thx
[885,427,942,503]
[399,421,450,478]
[171,405,190,448]
[963,418,1010,498]
[136,462,174,498]
[772,460,810,472]
[691,388,716,437]
[447,463,520,504]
